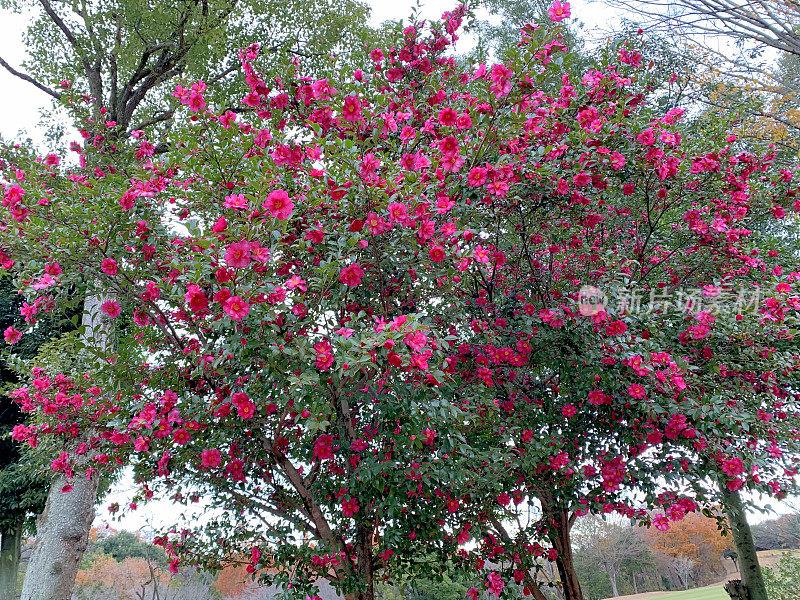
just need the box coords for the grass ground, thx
[643,586,728,600]
[605,548,800,600]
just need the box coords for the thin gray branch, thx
[0,55,62,100]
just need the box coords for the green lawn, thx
[648,586,728,600]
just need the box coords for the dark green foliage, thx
[763,552,800,600]
[376,565,475,600]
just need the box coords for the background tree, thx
[0,0,384,143]
[753,512,800,550]
[601,0,800,152]
[645,511,732,588]
[574,517,653,597]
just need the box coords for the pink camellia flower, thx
[101,258,118,276]
[387,202,409,224]
[264,189,294,220]
[212,216,227,233]
[548,0,571,21]
[219,111,237,129]
[587,390,609,405]
[223,193,248,209]
[201,448,222,468]
[3,326,22,344]
[102,301,122,318]
[223,296,250,321]
[438,107,458,127]
[627,384,646,399]
[429,246,446,262]
[486,572,504,597]
[341,95,362,121]
[652,513,671,531]
[187,91,206,112]
[225,241,251,268]
[235,398,256,419]
[338,264,364,287]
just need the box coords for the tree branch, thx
[0,55,62,100]
[37,0,83,51]
[130,109,175,132]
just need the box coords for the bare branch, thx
[131,109,175,131]
[0,55,62,100]
[38,0,82,50]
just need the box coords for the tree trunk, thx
[20,294,112,600]
[547,505,583,600]
[720,483,768,600]
[0,516,24,600]
[18,472,99,600]
[608,569,619,597]
[632,573,638,595]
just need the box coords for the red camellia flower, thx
[428,246,446,262]
[341,497,360,517]
[173,429,191,444]
[225,241,251,268]
[263,189,294,220]
[101,301,122,318]
[338,263,364,287]
[223,296,250,321]
[184,284,209,313]
[721,457,745,476]
[313,434,334,460]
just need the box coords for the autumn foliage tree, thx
[646,511,733,588]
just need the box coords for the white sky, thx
[0,0,790,532]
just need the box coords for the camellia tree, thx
[2,3,800,600]
[442,28,800,599]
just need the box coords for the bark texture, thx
[20,294,112,600]
[721,484,767,600]
[540,490,583,600]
